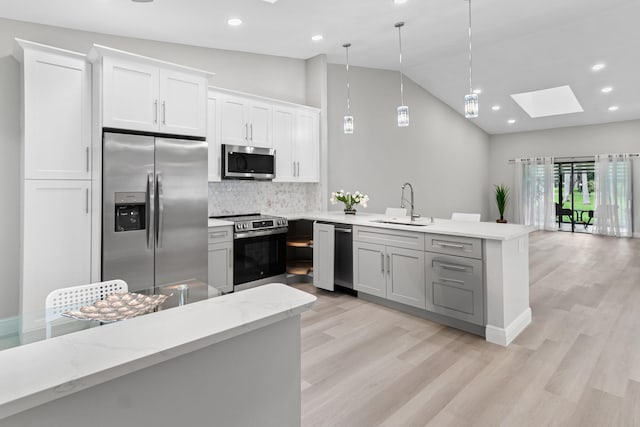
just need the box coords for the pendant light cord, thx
[467,0,473,94]
[344,43,351,114]
[396,23,405,106]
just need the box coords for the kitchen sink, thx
[370,217,433,226]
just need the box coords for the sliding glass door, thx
[553,161,595,233]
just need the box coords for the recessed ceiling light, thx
[311,34,323,41]
[227,18,243,26]
[608,105,619,111]
[473,89,482,95]
[262,0,279,3]
[510,85,583,118]
[591,63,606,71]
[131,0,153,2]
[394,0,408,4]
[491,105,501,111]
[507,119,516,124]
[601,86,613,93]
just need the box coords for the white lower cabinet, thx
[22,180,92,333]
[207,226,233,293]
[353,240,426,309]
[312,222,335,291]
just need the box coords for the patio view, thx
[554,161,595,233]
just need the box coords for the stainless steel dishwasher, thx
[333,223,353,290]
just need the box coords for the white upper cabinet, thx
[247,101,272,148]
[158,69,207,136]
[220,95,249,146]
[207,94,221,181]
[209,88,320,182]
[16,39,92,180]
[294,109,320,182]
[272,106,296,181]
[219,94,273,148]
[92,45,212,137]
[102,56,159,133]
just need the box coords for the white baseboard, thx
[485,308,532,347]
[0,316,18,337]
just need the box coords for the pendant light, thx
[395,22,409,127]
[464,0,479,118]
[343,43,354,134]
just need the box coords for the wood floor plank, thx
[295,231,640,426]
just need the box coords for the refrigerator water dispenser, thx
[114,192,146,232]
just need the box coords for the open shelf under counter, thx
[287,236,313,248]
[287,260,313,276]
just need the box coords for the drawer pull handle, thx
[440,263,467,272]
[441,277,465,285]
[210,232,227,238]
[437,242,465,249]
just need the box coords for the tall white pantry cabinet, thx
[14,39,93,335]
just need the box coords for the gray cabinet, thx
[313,222,335,291]
[425,252,484,325]
[353,228,426,309]
[425,234,482,259]
[208,226,233,293]
[353,241,386,298]
[387,247,426,309]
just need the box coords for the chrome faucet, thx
[400,182,420,220]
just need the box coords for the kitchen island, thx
[0,284,316,426]
[276,211,534,347]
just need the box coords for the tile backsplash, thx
[208,181,322,216]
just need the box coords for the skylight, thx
[510,85,583,118]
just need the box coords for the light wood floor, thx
[294,231,640,427]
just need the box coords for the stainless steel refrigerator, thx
[102,132,207,292]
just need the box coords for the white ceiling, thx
[1,0,638,134]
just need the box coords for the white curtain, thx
[514,157,556,231]
[593,154,633,237]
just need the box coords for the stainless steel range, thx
[212,214,288,288]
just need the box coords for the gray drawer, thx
[425,252,484,325]
[353,225,424,251]
[425,233,482,259]
[208,226,233,244]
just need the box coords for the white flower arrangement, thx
[330,189,369,211]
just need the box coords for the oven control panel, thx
[234,217,288,232]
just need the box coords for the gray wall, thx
[0,17,308,320]
[327,64,490,219]
[488,119,640,231]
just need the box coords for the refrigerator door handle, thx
[156,173,164,248]
[147,172,154,249]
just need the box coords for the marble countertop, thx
[269,211,535,241]
[0,284,316,419]
[208,218,234,228]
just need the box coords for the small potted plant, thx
[495,184,509,223]
[330,190,369,215]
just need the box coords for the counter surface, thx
[0,284,316,419]
[272,211,535,241]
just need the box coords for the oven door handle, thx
[234,227,288,239]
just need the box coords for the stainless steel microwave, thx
[221,144,275,180]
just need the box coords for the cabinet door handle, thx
[380,253,384,273]
[250,124,253,141]
[154,100,158,123]
[386,254,390,275]
[85,147,90,173]
[292,161,295,177]
[441,277,465,285]
[85,188,89,214]
[245,123,248,140]
[162,101,166,125]
[229,249,233,268]
[437,242,465,249]
[440,263,467,272]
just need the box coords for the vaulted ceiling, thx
[1,0,638,134]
